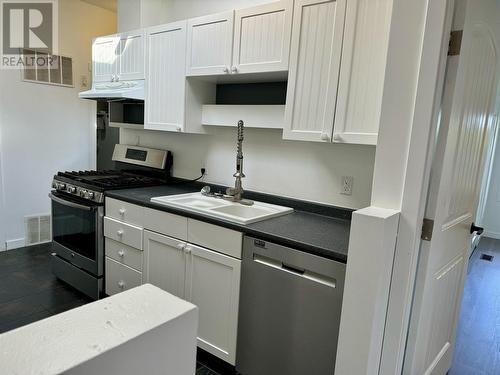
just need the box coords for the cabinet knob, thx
[223,66,229,73]
[118,280,125,289]
[117,229,124,236]
[333,134,342,142]
[321,133,330,141]
[184,246,192,254]
[118,208,126,215]
[116,75,120,81]
[177,243,186,251]
[118,250,125,257]
[231,66,238,73]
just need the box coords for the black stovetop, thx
[56,170,168,190]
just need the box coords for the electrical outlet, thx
[341,176,353,195]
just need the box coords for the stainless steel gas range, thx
[50,144,172,299]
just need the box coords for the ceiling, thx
[81,0,117,12]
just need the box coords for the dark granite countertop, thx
[106,184,351,263]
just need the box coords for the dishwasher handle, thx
[253,254,336,288]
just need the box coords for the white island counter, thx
[0,284,198,375]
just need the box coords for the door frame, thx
[379,0,500,373]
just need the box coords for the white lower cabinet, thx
[143,230,187,299]
[106,257,142,295]
[186,244,241,365]
[143,229,241,365]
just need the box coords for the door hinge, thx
[448,30,463,56]
[421,218,434,241]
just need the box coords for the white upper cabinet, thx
[186,11,234,76]
[283,0,346,142]
[92,30,145,83]
[186,1,293,76]
[232,0,293,74]
[145,21,188,132]
[333,0,392,145]
[92,35,119,83]
[117,30,146,81]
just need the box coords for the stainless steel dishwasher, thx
[236,236,346,375]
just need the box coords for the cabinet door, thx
[143,230,187,299]
[117,30,145,81]
[92,35,119,83]
[233,0,293,74]
[186,11,234,76]
[145,21,187,132]
[332,0,392,145]
[283,0,347,142]
[185,244,241,365]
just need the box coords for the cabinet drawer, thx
[188,219,242,259]
[104,216,143,249]
[143,207,188,240]
[106,198,144,226]
[105,238,143,271]
[105,257,142,296]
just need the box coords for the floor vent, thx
[480,254,494,262]
[25,214,51,246]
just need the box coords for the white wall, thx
[0,0,116,250]
[118,0,376,208]
[122,128,375,208]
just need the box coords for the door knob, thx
[470,223,484,235]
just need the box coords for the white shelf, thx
[109,121,144,130]
[202,104,285,129]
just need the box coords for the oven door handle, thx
[49,193,93,211]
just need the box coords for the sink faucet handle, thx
[201,186,211,195]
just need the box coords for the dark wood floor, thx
[450,236,500,374]
[0,243,222,375]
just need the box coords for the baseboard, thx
[5,238,26,250]
[484,231,500,240]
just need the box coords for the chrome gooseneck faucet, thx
[225,120,253,205]
[200,120,253,205]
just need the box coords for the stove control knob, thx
[52,181,57,189]
[79,189,87,198]
[87,191,95,200]
[67,186,76,194]
[58,183,66,190]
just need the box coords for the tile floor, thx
[0,243,225,375]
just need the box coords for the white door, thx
[283,0,346,142]
[185,243,241,365]
[92,35,119,83]
[143,230,188,299]
[186,11,234,76]
[232,0,293,74]
[404,7,500,375]
[145,21,187,132]
[117,30,145,81]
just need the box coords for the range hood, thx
[79,80,144,100]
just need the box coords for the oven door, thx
[49,192,103,276]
